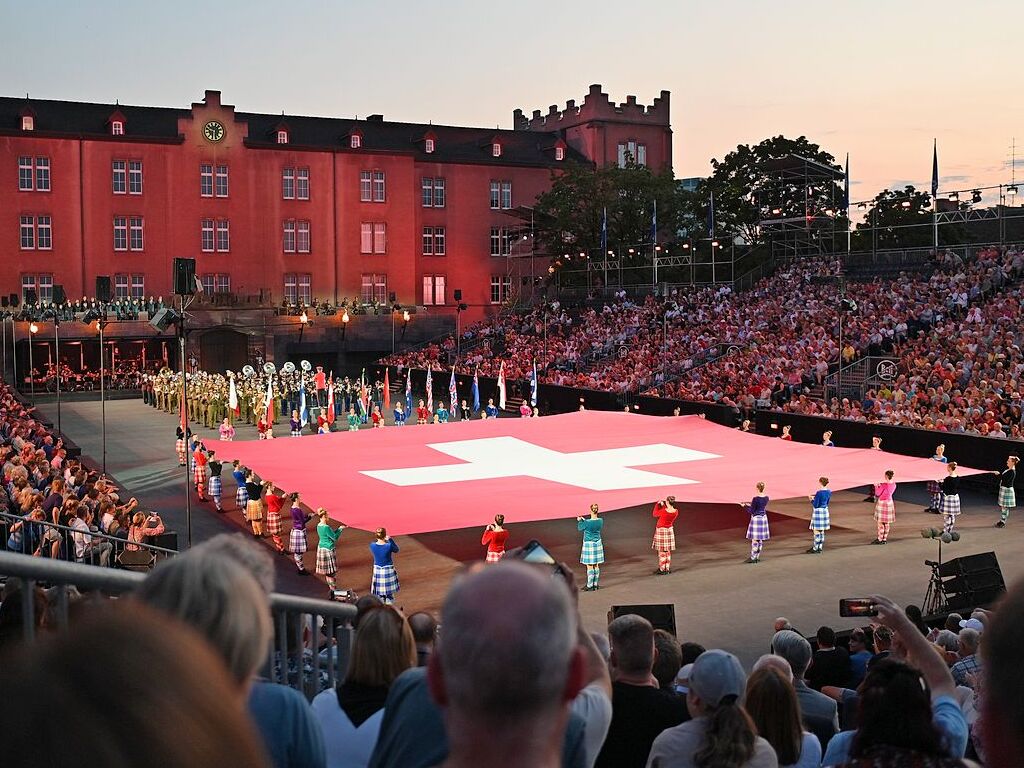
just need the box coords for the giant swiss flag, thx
[209,412,984,535]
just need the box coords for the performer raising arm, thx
[742,482,770,564]
[481,515,509,563]
[576,504,605,591]
[995,455,1018,528]
[315,508,346,594]
[872,470,897,545]
[652,496,679,575]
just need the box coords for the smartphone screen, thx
[839,598,878,618]
[520,539,556,565]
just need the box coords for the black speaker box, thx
[608,603,677,637]
[149,307,179,332]
[8,294,18,307]
[938,551,1001,578]
[95,275,112,303]
[24,288,37,305]
[453,289,463,301]
[0,295,7,308]
[173,258,196,296]
[53,284,66,305]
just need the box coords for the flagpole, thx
[845,153,851,255]
[932,139,940,250]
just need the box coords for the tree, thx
[684,135,845,244]
[851,185,935,250]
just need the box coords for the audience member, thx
[806,625,851,691]
[949,628,981,689]
[745,665,822,768]
[980,577,1024,768]
[653,629,684,691]
[771,629,839,750]
[408,611,437,668]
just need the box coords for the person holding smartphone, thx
[577,504,604,591]
[481,515,509,563]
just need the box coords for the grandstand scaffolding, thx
[756,155,845,261]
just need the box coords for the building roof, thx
[0,95,587,167]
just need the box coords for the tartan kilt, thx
[810,507,831,531]
[998,486,1016,509]
[235,486,249,508]
[289,529,308,554]
[746,514,770,541]
[580,539,605,565]
[652,526,676,552]
[926,480,942,498]
[316,546,337,576]
[485,549,505,563]
[193,465,207,485]
[208,476,222,498]
[175,439,186,459]
[246,500,264,521]
[371,565,400,598]
[939,493,961,518]
[266,509,282,535]
[874,499,896,524]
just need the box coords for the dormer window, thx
[277,130,289,145]
[21,115,34,131]
[350,134,362,149]
[425,138,435,154]
[492,142,502,158]
[555,146,565,161]
[111,121,124,136]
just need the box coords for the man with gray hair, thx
[771,628,838,750]
[427,561,585,768]
[950,627,981,688]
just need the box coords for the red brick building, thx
[1,85,671,323]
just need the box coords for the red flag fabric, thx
[326,377,336,425]
[384,368,391,410]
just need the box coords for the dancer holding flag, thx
[383,368,392,412]
[405,367,413,415]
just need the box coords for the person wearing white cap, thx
[646,649,778,768]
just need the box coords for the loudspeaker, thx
[388,292,397,304]
[938,551,1001,578]
[150,531,179,552]
[24,288,37,305]
[454,289,462,301]
[53,284,66,305]
[173,258,196,296]
[8,294,18,307]
[95,276,112,303]
[149,307,180,332]
[1,295,7,308]
[940,551,1006,609]
[608,604,677,637]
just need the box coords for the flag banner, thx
[530,361,538,407]
[472,367,481,413]
[264,377,274,426]
[497,361,507,410]
[326,376,335,425]
[228,376,239,416]
[426,367,434,412]
[931,139,939,199]
[707,191,715,237]
[384,368,391,411]
[405,368,413,414]
[449,368,457,413]
[299,380,308,427]
[600,206,608,254]
[843,153,850,213]
[650,200,657,244]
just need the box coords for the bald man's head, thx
[430,561,581,725]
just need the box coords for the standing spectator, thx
[745,665,822,768]
[646,649,778,768]
[806,626,850,691]
[771,629,839,750]
[596,614,689,768]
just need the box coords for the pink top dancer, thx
[219,419,236,441]
[872,470,897,544]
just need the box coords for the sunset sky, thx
[5,0,1023,207]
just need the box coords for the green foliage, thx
[851,185,937,249]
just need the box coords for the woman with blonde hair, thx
[311,605,416,767]
[126,511,165,551]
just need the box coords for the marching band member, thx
[807,477,831,553]
[742,482,770,564]
[481,515,509,563]
[652,496,679,575]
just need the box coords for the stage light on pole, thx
[900,200,912,209]
[711,240,720,248]
[1008,185,1019,197]
[340,309,349,340]
[27,322,38,400]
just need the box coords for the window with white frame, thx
[200,164,214,197]
[359,170,372,202]
[359,222,384,254]
[489,180,512,210]
[425,138,435,153]
[423,275,446,306]
[421,177,445,208]
[113,216,128,251]
[350,134,361,149]
[21,274,53,303]
[201,273,231,294]
[360,273,387,304]
[112,160,127,194]
[276,130,288,144]
[114,274,130,299]
[490,275,511,304]
[284,273,312,304]
[373,222,386,254]
[297,220,310,253]
[36,216,51,249]
[283,220,296,253]
[636,144,647,166]
[201,274,215,295]
[215,165,229,197]
[129,216,144,251]
[492,142,502,158]
[20,216,35,249]
[215,219,230,251]
[201,219,215,252]
[200,219,230,252]
[296,168,309,200]
[617,142,627,168]
[282,167,295,199]
[111,121,124,136]
[18,157,50,192]
[128,161,143,194]
[360,222,373,254]
[372,170,385,202]
[423,226,446,256]
[131,273,145,299]
[490,226,512,257]
[21,115,34,131]
[555,146,565,161]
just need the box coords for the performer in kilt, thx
[244,472,266,537]
[264,485,287,554]
[207,452,223,512]
[872,470,897,544]
[924,444,948,514]
[996,455,1018,528]
[175,425,189,465]
[939,462,962,534]
[219,417,235,442]
[576,504,604,591]
[481,515,509,563]
[315,508,346,592]
[416,399,430,425]
[289,493,313,575]
[231,460,248,510]
[370,528,400,603]
[807,477,831,554]
[743,482,770,564]
[651,497,679,575]
[347,406,361,432]
[193,443,208,501]
[289,410,302,437]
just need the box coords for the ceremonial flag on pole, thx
[472,367,480,413]
[299,378,308,427]
[707,191,715,238]
[497,361,506,410]
[228,375,239,416]
[405,367,413,414]
[530,360,538,407]
[326,376,335,425]
[449,368,457,414]
[383,368,391,410]
[264,377,274,427]
[600,206,608,254]
[180,378,187,434]
[426,366,433,412]
[359,370,368,415]
[931,139,939,199]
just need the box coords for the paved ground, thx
[40,398,1024,666]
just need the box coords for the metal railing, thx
[0,549,357,698]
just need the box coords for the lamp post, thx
[298,309,310,344]
[28,322,38,400]
[53,317,62,435]
[391,304,400,354]
[455,301,468,361]
[340,309,349,341]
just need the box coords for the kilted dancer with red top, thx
[481,515,509,563]
[175,426,188,466]
[652,497,679,575]
[193,445,208,501]
[264,486,286,553]
[872,470,897,544]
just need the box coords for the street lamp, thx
[95,317,109,474]
[455,299,468,361]
[298,310,311,343]
[340,309,350,341]
[28,322,38,400]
